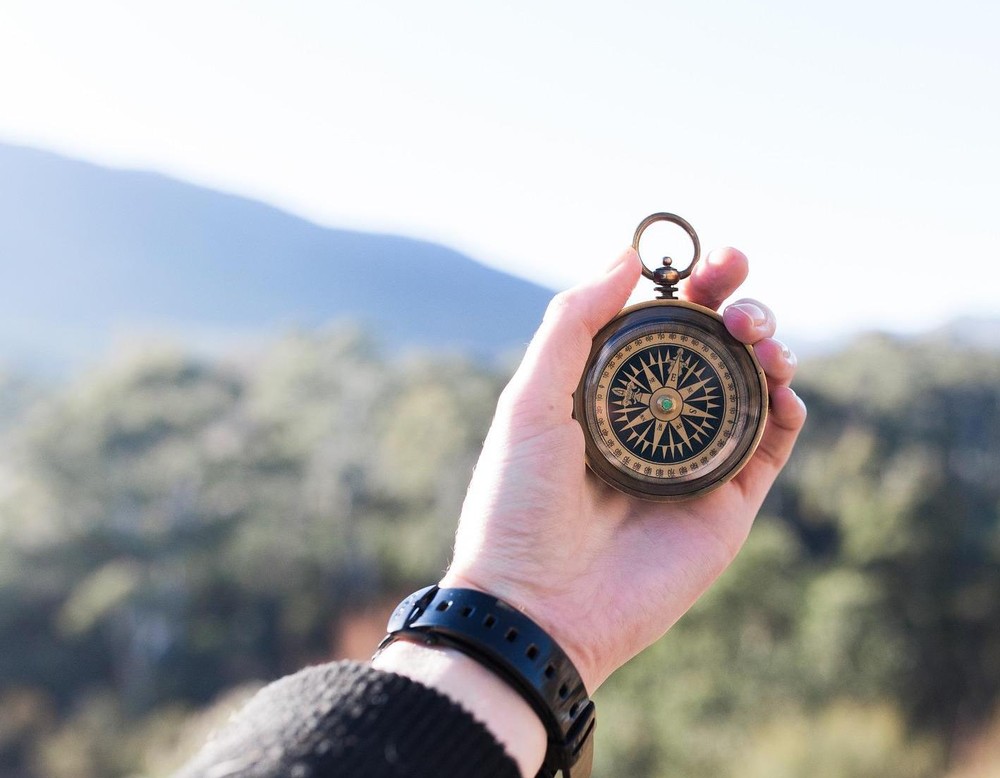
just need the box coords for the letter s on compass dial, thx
[574,300,768,501]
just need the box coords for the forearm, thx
[174,656,528,778]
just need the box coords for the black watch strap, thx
[377,585,596,778]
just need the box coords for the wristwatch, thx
[378,585,596,778]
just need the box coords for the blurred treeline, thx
[0,326,998,777]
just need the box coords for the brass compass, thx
[574,213,768,501]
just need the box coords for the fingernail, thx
[706,248,726,266]
[732,302,767,328]
[776,339,797,367]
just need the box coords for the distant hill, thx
[926,316,1000,351]
[0,143,554,372]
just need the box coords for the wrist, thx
[378,584,596,777]
[439,570,601,693]
[372,639,546,778]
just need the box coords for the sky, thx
[1,0,997,348]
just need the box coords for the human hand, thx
[440,246,807,693]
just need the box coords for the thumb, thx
[501,248,641,428]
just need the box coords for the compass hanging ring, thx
[633,212,701,297]
[573,213,767,501]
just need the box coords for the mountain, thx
[0,143,554,372]
[926,316,1000,351]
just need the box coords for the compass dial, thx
[575,300,767,501]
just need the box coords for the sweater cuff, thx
[174,660,521,778]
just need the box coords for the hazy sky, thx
[1,1,997,346]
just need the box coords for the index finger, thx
[681,247,749,311]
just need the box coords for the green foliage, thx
[0,327,998,777]
[0,328,504,774]
[589,331,1000,777]
[790,333,1000,734]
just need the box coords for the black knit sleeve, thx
[174,660,522,778]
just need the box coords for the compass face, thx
[575,301,767,501]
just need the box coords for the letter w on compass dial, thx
[609,345,723,465]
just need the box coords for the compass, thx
[574,213,768,501]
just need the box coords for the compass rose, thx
[608,345,723,465]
